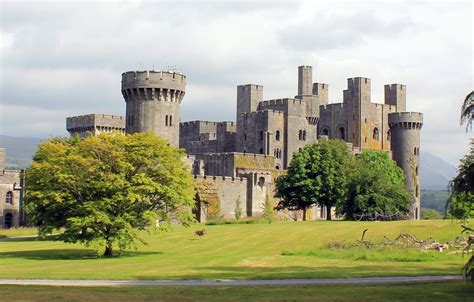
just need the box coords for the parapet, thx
[66,114,126,131]
[237,84,263,91]
[388,112,423,129]
[121,70,186,92]
[194,175,246,182]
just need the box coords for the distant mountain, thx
[420,151,457,191]
[0,135,45,169]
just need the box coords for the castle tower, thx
[388,112,423,220]
[236,84,263,121]
[297,65,312,96]
[384,84,406,111]
[121,70,186,147]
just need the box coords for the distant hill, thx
[420,151,457,190]
[0,135,45,169]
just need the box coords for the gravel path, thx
[0,276,462,287]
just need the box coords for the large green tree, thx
[26,132,195,257]
[338,150,413,220]
[447,140,474,219]
[275,139,352,220]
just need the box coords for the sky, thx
[0,0,472,166]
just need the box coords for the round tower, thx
[121,70,186,147]
[388,112,423,220]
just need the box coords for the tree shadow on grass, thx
[0,249,162,260]
[0,234,59,242]
[134,264,462,280]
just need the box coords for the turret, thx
[297,65,313,96]
[385,84,406,111]
[121,70,186,147]
[236,84,263,120]
[388,112,423,220]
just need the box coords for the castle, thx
[0,64,423,229]
[65,65,423,222]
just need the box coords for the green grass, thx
[0,282,472,302]
[282,246,461,262]
[0,220,470,280]
[0,227,39,238]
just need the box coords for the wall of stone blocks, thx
[0,171,21,228]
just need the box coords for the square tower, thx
[384,84,406,112]
[236,84,263,121]
[298,65,313,96]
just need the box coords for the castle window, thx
[321,128,329,137]
[415,185,419,197]
[260,148,264,154]
[387,130,391,141]
[5,191,12,204]
[298,130,302,140]
[338,127,345,140]
[364,118,367,123]
[275,165,280,170]
[244,133,247,141]
[302,130,307,141]
[4,213,12,228]
[165,115,169,126]
[258,177,265,188]
[260,131,264,141]
[275,130,281,141]
[364,137,367,143]
[169,115,173,126]
[373,128,380,140]
[416,166,419,176]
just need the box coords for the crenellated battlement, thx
[242,109,284,118]
[194,175,246,182]
[388,112,423,129]
[66,113,125,133]
[122,70,186,90]
[180,120,218,127]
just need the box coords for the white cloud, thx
[0,0,472,166]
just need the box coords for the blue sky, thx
[0,0,472,165]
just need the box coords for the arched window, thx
[338,127,345,140]
[259,148,264,154]
[258,177,265,188]
[387,130,391,141]
[298,130,302,140]
[165,115,169,126]
[275,130,281,141]
[5,191,12,204]
[302,130,307,141]
[321,128,329,136]
[373,127,380,140]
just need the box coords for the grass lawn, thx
[0,220,470,280]
[0,282,472,302]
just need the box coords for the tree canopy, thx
[338,150,413,220]
[26,132,195,257]
[447,140,474,219]
[275,139,352,220]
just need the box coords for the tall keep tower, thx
[121,70,186,147]
[388,112,423,220]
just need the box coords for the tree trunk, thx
[302,208,307,221]
[326,206,332,221]
[104,242,113,257]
